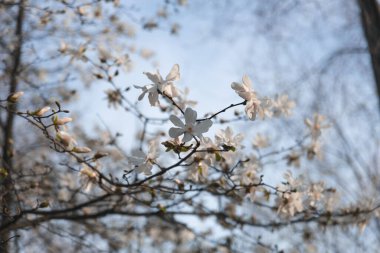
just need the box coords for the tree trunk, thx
[1,1,24,252]
[357,0,380,110]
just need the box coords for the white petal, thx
[231,82,244,92]
[226,126,233,138]
[164,84,179,97]
[184,108,197,124]
[144,72,161,84]
[242,74,252,90]
[169,127,185,138]
[166,64,180,81]
[148,91,159,106]
[170,115,185,128]
[138,90,147,101]
[193,119,213,135]
[131,149,146,158]
[182,132,193,142]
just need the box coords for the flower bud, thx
[53,116,72,125]
[33,106,51,117]
[56,131,77,150]
[93,152,109,160]
[7,91,24,103]
[73,146,92,153]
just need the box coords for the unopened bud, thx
[33,106,51,117]
[73,146,92,153]
[56,131,77,150]
[7,91,24,103]
[93,152,109,160]
[53,116,72,125]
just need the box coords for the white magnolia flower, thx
[231,75,267,120]
[128,141,158,175]
[135,64,180,106]
[188,154,212,182]
[272,94,296,117]
[304,113,330,140]
[283,170,303,189]
[215,126,243,149]
[252,133,270,148]
[169,107,213,142]
[231,74,256,101]
[277,191,304,217]
[307,182,325,207]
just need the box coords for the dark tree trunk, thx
[1,1,24,252]
[357,0,380,110]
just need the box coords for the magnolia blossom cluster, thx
[3,64,336,222]
[275,171,339,217]
[128,64,338,220]
[231,75,295,120]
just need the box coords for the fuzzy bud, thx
[7,91,24,103]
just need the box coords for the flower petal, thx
[166,64,180,81]
[148,90,159,106]
[144,72,161,84]
[182,132,193,142]
[242,74,252,90]
[231,82,244,92]
[169,127,185,138]
[184,108,197,124]
[193,119,213,135]
[170,115,185,128]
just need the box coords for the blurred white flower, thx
[307,182,325,207]
[304,113,330,140]
[231,75,271,120]
[128,140,158,175]
[169,107,213,142]
[252,133,270,148]
[272,94,296,117]
[277,191,304,217]
[215,126,243,149]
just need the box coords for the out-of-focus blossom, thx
[272,94,296,117]
[306,140,323,160]
[252,133,270,148]
[215,126,243,150]
[128,140,158,175]
[105,89,122,109]
[307,182,325,207]
[304,114,330,140]
[231,75,272,120]
[277,191,304,217]
[286,152,301,168]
